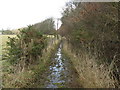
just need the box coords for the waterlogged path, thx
[44,43,80,88]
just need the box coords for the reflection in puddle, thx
[45,44,65,88]
[45,44,80,88]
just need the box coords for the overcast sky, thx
[0,0,68,30]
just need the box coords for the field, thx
[0,35,54,59]
[0,35,16,59]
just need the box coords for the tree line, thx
[58,1,119,87]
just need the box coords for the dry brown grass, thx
[63,41,119,88]
[2,37,61,88]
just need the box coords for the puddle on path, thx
[44,43,80,88]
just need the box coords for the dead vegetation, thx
[62,40,120,88]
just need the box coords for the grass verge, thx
[2,38,60,88]
[62,40,119,88]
